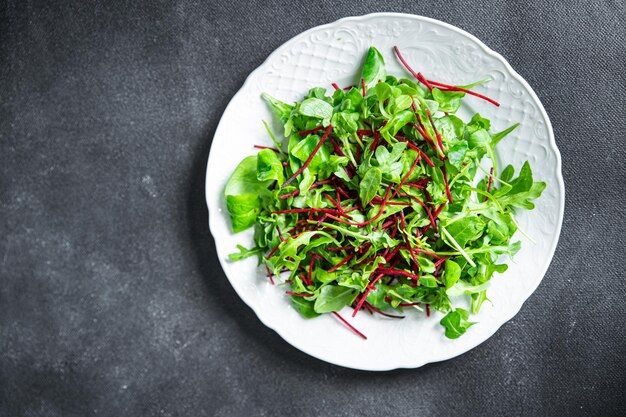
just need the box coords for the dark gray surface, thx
[1,1,625,416]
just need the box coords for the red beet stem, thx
[283,125,333,187]
[265,265,275,285]
[399,193,437,232]
[278,179,333,200]
[286,291,312,297]
[379,268,421,280]
[384,245,401,262]
[393,46,433,90]
[352,273,384,317]
[401,246,441,259]
[324,193,344,212]
[398,302,421,307]
[271,208,349,219]
[332,312,367,340]
[328,252,356,272]
[427,79,500,107]
[298,126,325,137]
[425,108,445,159]
[361,77,366,97]
[254,145,280,152]
[399,211,420,275]
[365,302,405,319]
[390,153,421,200]
[308,257,315,285]
[370,130,381,151]
[441,165,454,204]
[412,123,439,155]
[426,304,431,317]
[356,129,374,136]
[299,273,311,286]
[324,183,393,227]
[266,244,281,260]
[331,82,340,91]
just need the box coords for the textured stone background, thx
[1,1,625,416]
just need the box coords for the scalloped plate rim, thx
[205,12,564,371]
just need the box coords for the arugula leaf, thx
[228,244,263,261]
[261,93,293,123]
[440,309,476,339]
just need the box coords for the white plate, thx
[206,13,564,370]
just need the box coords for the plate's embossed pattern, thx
[206,13,564,370]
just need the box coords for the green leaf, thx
[471,291,490,314]
[314,285,357,313]
[446,280,490,297]
[431,88,465,113]
[290,135,331,173]
[447,142,468,169]
[225,156,272,196]
[379,110,414,141]
[361,46,387,89]
[491,123,520,146]
[359,167,382,206]
[443,260,461,288]
[228,244,263,261]
[444,216,486,247]
[299,97,333,120]
[291,296,320,318]
[261,93,293,123]
[256,148,284,185]
[226,194,261,233]
[467,113,491,133]
[440,308,476,339]
[224,156,271,233]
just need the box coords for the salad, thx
[224,46,545,339]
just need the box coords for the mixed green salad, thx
[224,46,545,339]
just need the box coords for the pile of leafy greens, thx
[224,46,545,339]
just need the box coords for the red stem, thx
[399,211,420,276]
[254,145,280,152]
[425,108,444,159]
[332,312,367,340]
[286,291,312,297]
[361,77,366,97]
[265,265,275,285]
[328,252,356,272]
[331,83,340,91]
[365,302,405,319]
[298,126,325,137]
[283,125,333,187]
[441,165,454,204]
[271,207,349,219]
[427,79,500,107]
[379,268,421,280]
[393,46,433,90]
[352,273,384,317]
[399,193,437,232]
